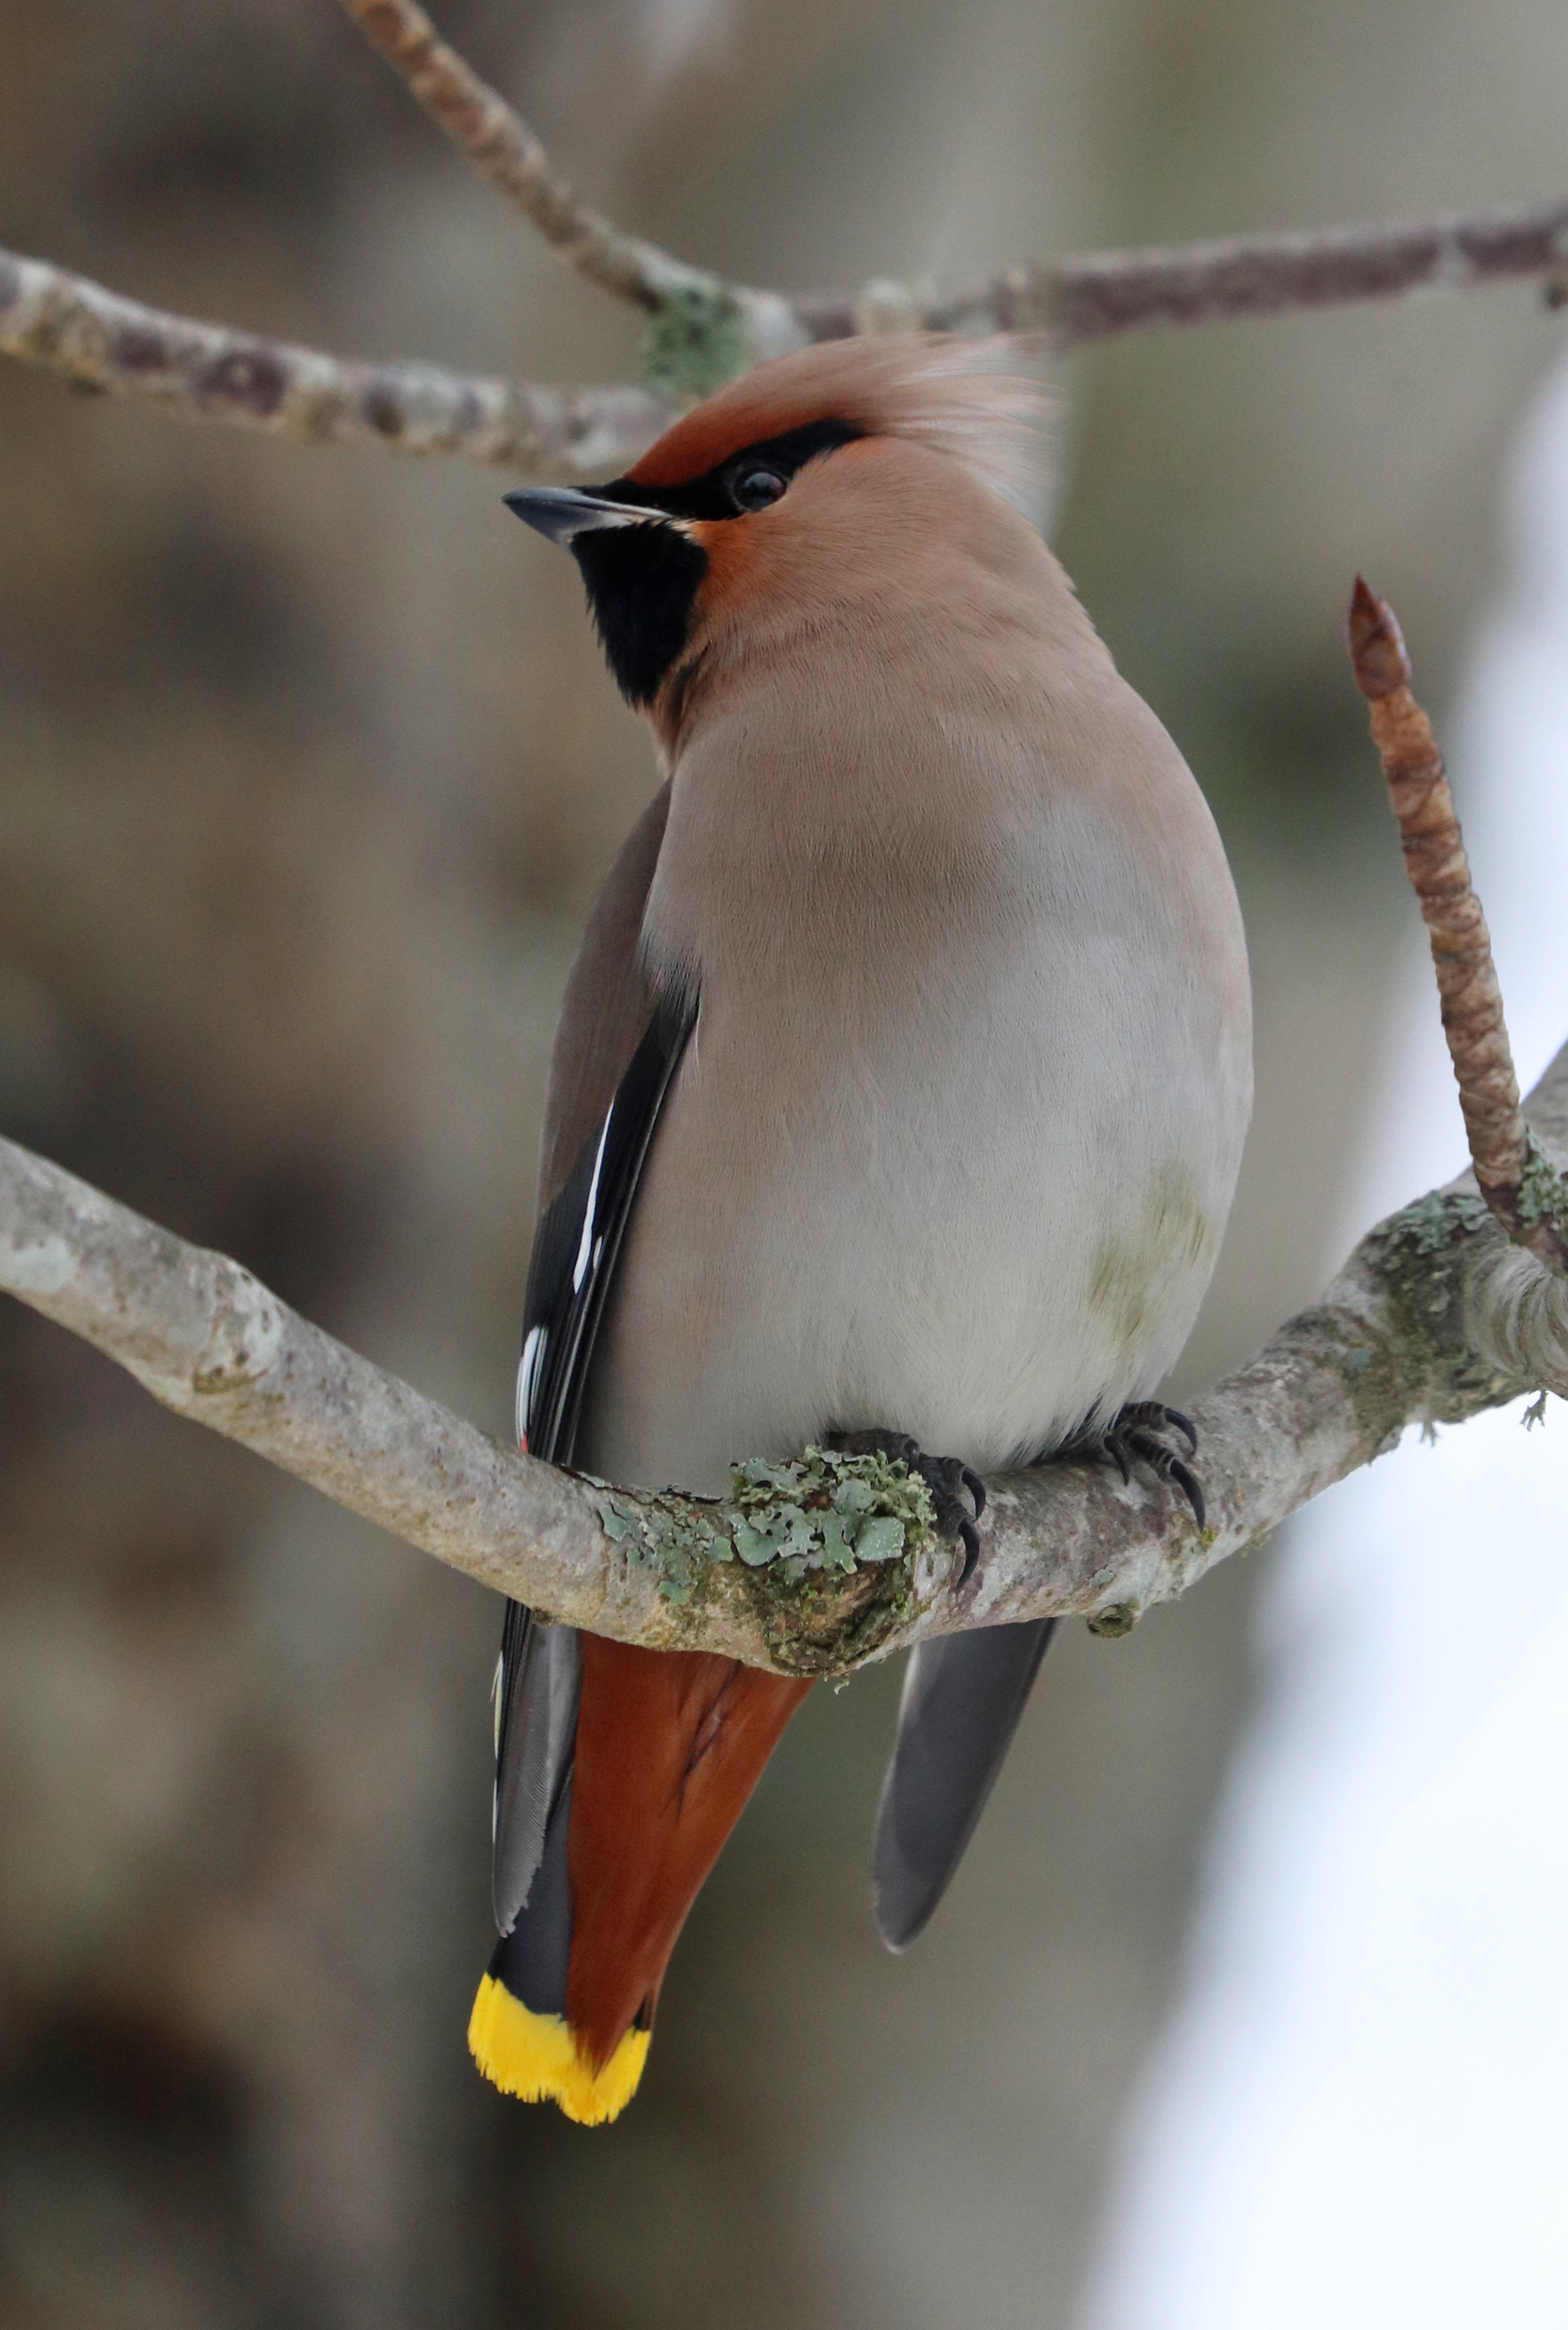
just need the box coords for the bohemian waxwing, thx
[466,335,1252,2123]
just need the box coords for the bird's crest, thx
[627,334,1053,517]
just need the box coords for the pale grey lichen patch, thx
[598,1490,730,1609]
[729,1446,936,1580]
[1349,1182,1525,1437]
[641,283,751,399]
[735,1446,937,1677]
[1364,1188,1492,1368]
[596,1447,936,1616]
[1516,1133,1568,1243]
[1380,1186,1491,1261]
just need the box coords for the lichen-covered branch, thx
[0,246,673,477]
[1349,576,1568,1276]
[9,193,1568,466]
[971,1059,1568,1646]
[4,1040,1566,1675]
[333,2,1568,363]
[335,0,803,391]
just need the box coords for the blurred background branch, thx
[339,0,1568,375]
[0,246,675,474]
[337,0,758,320]
[9,185,1568,462]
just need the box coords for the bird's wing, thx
[492,783,689,1941]
[871,1618,1057,1952]
[513,999,693,1470]
[536,781,674,1213]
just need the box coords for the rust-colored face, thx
[508,418,864,706]
[505,332,1050,708]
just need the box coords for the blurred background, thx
[1,2,1565,2324]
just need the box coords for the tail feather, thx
[873,1618,1056,1952]
[473,1634,811,2122]
[468,1961,650,2126]
[565,1637,813,2070]
[492,1608,579,1939]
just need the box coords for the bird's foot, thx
[1085,1401,1205,1529]
[827,1429,986,1585]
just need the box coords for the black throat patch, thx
[572,418,863,706]
[573,525,709,710]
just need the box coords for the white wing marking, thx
[571,1117,613,1294]
[516,1325,546,1449]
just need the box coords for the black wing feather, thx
[517,1001,693,1470]
[490,998,694,1969]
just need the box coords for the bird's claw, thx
[1091,1403,1207,1529]
[828,1430,986,1586]
[1120,1399,1197,1455]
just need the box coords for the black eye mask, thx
[599,418,864,523]
[573,418,864,705]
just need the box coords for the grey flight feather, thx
[537,781,671,1211]
[489,784,674,1962]
[493,1611,582,1936]
[873,1618,1056,1953]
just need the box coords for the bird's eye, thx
[729,465,788,513]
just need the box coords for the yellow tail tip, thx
[467,1974,649,2126]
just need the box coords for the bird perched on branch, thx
[469,335,1252,2123]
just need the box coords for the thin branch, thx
[337,0,694,312]
[1349,576,1568,1276]
[9,193,1568,465]
[335,0,1568,361]
[0,246,673,477]
[335,0,806,380]
[805,197,1568,347]
[4,1037,1566,1673]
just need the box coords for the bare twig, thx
[1349,577,1568,1276]
[335,0,804,378]
[0,247,672,477]
[803,197,1568,347]
[4,1040,1566,1673]
[334,1,1568,362]
[9,190,1568,459]
[339,0,695,313]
